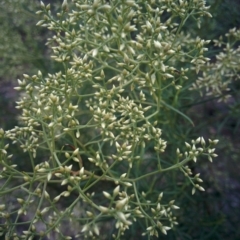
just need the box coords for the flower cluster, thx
[191,27,240,102]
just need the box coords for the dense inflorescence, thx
[191,27,240,102]
[0,0,221,239]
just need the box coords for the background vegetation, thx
[0,0,240,239]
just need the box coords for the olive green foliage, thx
[0,0,42,79]
[0,0,239,239]
[0,0,63,81]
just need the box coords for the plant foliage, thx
[2,0,240,239]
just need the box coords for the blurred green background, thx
[0,0,240,239]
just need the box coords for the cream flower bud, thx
[116,197,128,209]
[40,1,45,8]
[73,148,79,156]
[113,185,120,197]
[103,191,111,199]
[99,206,109,213]
[62,0,68,10]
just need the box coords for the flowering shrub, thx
[0,0,226,239]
